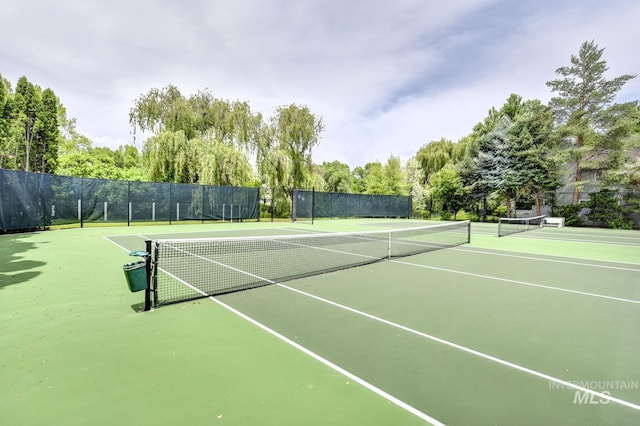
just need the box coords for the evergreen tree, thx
[474,115,516,215]
[546,40,636,204]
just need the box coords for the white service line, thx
[451,247,640,271]
[391,259,640,305]
[209,293,446,426]
[277,283,640,412]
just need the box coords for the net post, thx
[80,177,84,228]
[168,183,172,225]
[292,189,297,222]
[311,187,315,225]
[127,180,131,226]
[257,187,261,223]
[387,231,392,259]
[466,220,471,244]
[143,240,153,312]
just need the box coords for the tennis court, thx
[2,220,640,425]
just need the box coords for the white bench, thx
[544,217,565,228]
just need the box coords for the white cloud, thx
[2,0,638,169]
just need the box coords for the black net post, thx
[127,181,131,227]
[144,240,152,311]
[256,187,261,222]
[271,188,275,222]
[311,187,315,224]
[291,188,298,222]
[79,177,84,228]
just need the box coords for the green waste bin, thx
[123,261,147,292]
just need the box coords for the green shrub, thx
[587,190,633,229]
[552,204,583,227]
[439,211,452,221]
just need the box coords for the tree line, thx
[1,40,639,223]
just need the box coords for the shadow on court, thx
[0,234,44,289]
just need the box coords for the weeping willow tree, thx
[130,87,324,200]
[130,86,261,186]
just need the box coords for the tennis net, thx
[146,220,470,308]
[497,215,545,237]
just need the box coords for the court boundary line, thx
[277,283,640,412]
[492,234,640,247]
[158,263,445,425]
[111,232,640,305]
[391,259,640,305]
[207,293,446,426]
[105,235,445,424]
[451,247,640,271]
[106,234,640,415]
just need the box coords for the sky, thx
[2,0,639,168]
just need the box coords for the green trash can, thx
[123,261,147,292]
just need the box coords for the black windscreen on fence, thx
[0,169,260,231]
[292,188,411,222]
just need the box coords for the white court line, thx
[391,259,640,305]
[277,283,640,412]
[501,234,640,247]
[118,237,640,416]
[154,262,445,425]
[104,234,435,422]
[451,247,640,272]
[208,291,445,425]
[103,235,143,253]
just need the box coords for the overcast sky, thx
[2,0,639,168]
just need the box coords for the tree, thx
[13,76,40,172]
[32,88,59,173]
[56,148,123,179]
[416,138,463,183]
[405,156,428,212]
[129,85,195,140]
[258,104,324,197]
[428,163,467,219]
[384,155,407,195]
[0,74,13,169]
[6,77,60,173]
[474,115,516,215]
[508,100,558,215]
[546,40,636,204]
[319,160,353,193]
[131,86,264,186]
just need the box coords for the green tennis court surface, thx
[2,220,639,425]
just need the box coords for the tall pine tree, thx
[546,40,636,204]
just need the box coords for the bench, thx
[543,217,565,228]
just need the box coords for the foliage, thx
[260,104,324,195]
[57,145,144,180]
[0,75,60,173]
[416,138,465,182]
[546,40,636,204]
[405,157,428,211]
[319,161,353,193]
[427,163,467,218]
[552,204,584,227]
[3,40,639,226]
[586,189,633,229]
